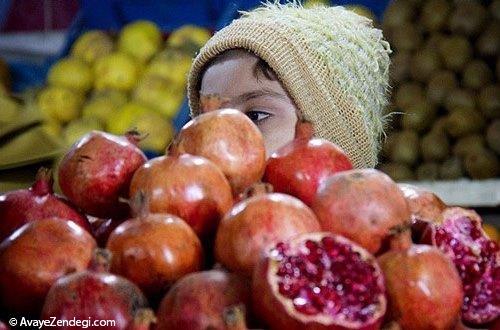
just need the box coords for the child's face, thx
[199,50,298,156]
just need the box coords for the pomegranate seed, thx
[274,237,382,322]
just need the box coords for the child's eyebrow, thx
[233,88,288,104]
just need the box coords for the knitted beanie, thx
[187,2,392,168]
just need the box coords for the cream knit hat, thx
[187,2,392,168]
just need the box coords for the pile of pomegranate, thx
[0,109,498,330]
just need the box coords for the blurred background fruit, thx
[47,57,93,93]
[70,30,114,64]
[0,20,212,173]
[165,25,211,55]
[379,0,500,181]
[118,20,162,63]
[93,52,140,92]
[0,95,20,125]
[37,86,84,123]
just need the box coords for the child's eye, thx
[246,110,272,124]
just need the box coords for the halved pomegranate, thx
[421,207,499,326]
[252,232,386,330]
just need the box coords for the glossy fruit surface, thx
[169,109,266,195]
[156,270,251,330]
[107,213,203,299]
[0,168,91,241]
[0,218,96,316]
[215,189,320,275]
[264,137,352,206]
[41,249,149,330]
[59,131,147,218]
[312,169,411,254]
[378,244,463,330]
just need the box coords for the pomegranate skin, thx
[156,270,251,330]
[312,169,411,255]
[252,233,386,330]
[215,192,321,275]
[422,207,500,326]
[169,109,266,195]
[129,154,233,238]
[41,266,148,330]
[0,218,96,316]
[58,131,147,218]
[0,169,91,241]
[378,244,464,330]
[264,138,352,206]
[398,183,447,223]
[106,213,203,300]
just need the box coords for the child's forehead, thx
[209,49,259,66]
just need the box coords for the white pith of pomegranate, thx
[430,208,499,325]
[253,232,386,330]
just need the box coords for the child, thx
[186,2,392,169]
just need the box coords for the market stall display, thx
[0,110,498,329]
[0,1,498,329]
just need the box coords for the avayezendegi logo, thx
[13,317,116,329]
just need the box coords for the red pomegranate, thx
[421,207,500,326]
[0,168,91,241]
[398,184,447,223]
[378,244,464,329]
[58,131,147,218]
[312,169,411,255]
[41,249,148,330]
[0,217,96,316]
[264,122,353,206]
[106,212,203,300]
[169,109,266,195]
[129,154,233,238]
[156,270,251,330]
[215,183,321,275]
[252,232,387,330]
